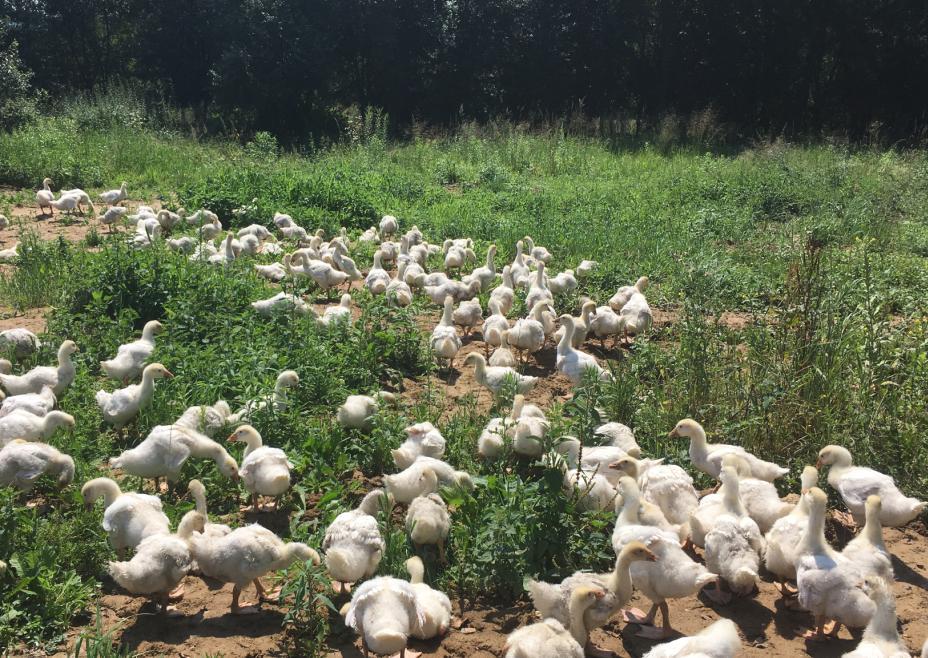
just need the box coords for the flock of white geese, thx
[0,181,926,658]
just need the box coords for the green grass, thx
[1,117,928,653]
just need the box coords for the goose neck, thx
[609,551,636,599]
[558,319,574,352]
[567,590,594,645]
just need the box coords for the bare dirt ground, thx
[42,518,928,658]
[0,306,48,334]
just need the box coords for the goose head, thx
[800,465,819,493]
[620,540,658,564]
[143,363,174,381]
[608,455,639,478]
[816,444,853,469]
[276,370,300,389]
[218,454,240,480]
[46,410,75,431]
[59,340,79,358]
[228,424,263,449]
[463,352,486,370]
[668,418,704,440]
[81,477,120,509]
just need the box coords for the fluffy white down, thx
[102,493,170,553]
[323,500,385,583]
[504,618,584,658]
[0,441,74,491]
[109,533,193,595]
[189,524,317,588]
[642,618,741,658]
[0,387,57,419]
[405,493,450,546]
[343,577,426,655]
[240,446,292,497]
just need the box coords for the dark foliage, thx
[3,0,927,142]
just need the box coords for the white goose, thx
[463,244,498,291]
[228,425,292,511]
[841,495,893,582]
[341,576,427,658]
[490,332,519,368]
[82,477,170,558]
[669,418,788,481]
[430,296,463,371]
[189,523,320,614]
[324,489,391,593]
[96,363,173,430]
[609,276,650,311]
[393,422,446,469]
[642,618,741,658]
[36,178,54,215]
[842,577,910,658]
[463,352,537,395]
[365,250,392,295]
[452,297,482,336]
[99,181,128,205]
[0,327,41,360]
[0,340,78,396]
[506,302,549,362]
[251,291,313,317]
[554,301,596,349]
[481,299,510,349]
[108,510,204,616]
[254,255,291,282]
[321,293,353,326]
[386,262,414,307]
[187,479,232,538]
[0,385,56,419]
[505,586,606,658]
[611,476,718,639]
[337,391,396,431]
[0,410,74,447]
[618,291,653,342]
[556,315,609,383]
[795,487,875,640]
[703,465,766,603]
[509,240,531,287]
[764,465,820,599]
[379,214,398,236]
[100,320,163,383]
[228,370,300,424]
[818,444,926,526]
[522,236,551,264]
[109,424,239,490]
[489,265,516,315]
[525,263,554,310]
[405,556,452,641]
[526,541,656,656]
[0,440,75,491]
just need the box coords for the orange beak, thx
[668,428,679,437]
[646,550,658,562]
[163,370,174,378]
[815,458,822,468]
[227,433,237,443]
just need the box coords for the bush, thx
[0,21,39,132]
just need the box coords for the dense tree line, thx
[2,0,927,142]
